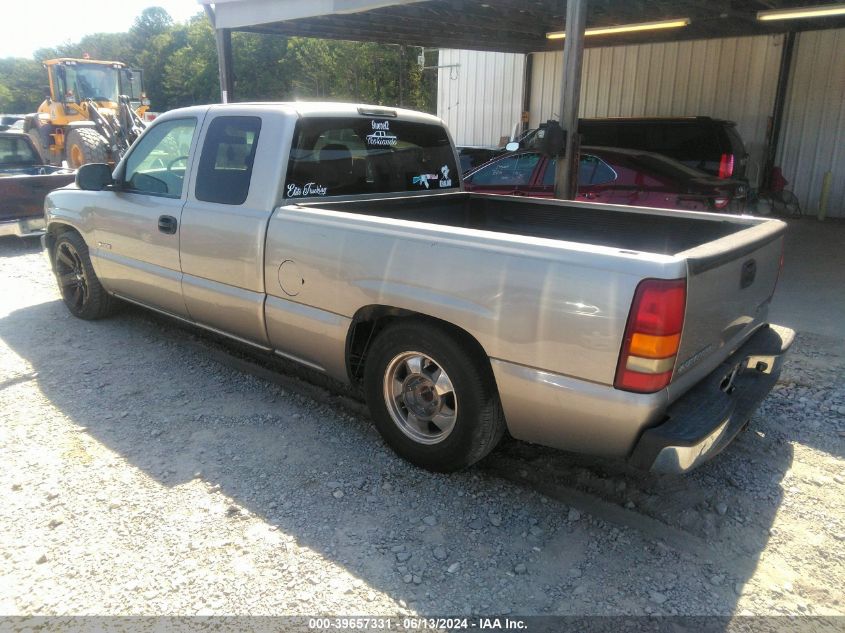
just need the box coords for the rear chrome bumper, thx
[629,324,795,473]
[0,217,46,238]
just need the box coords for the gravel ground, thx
[1,235,844,619]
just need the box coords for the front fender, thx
[44,188,100,273]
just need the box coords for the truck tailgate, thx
[0,173,75,222]
[670,219,786,394]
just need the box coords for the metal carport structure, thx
[198,0,845,199]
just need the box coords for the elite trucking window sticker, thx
[287,182,328,197]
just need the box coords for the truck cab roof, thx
[151,102,444,127]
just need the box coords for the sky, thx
[0,0,204,59]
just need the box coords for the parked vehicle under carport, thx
[463,147,747,213]
[459,116,750,183]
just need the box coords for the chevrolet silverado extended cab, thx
[43,102,793,473]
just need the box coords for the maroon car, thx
[462,147,747,213]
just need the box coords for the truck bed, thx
[0,170,75,224]
[296,190,786,410]
[303,192,752,256]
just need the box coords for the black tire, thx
[53,231,115,320]
[363,320,506,472]
[65,128,109,168]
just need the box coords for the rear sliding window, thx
[0,135,39,164]
[196,116,261,205]
[284,117,459,199]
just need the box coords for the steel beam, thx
[554,0,587,200]
[215,28,235,103]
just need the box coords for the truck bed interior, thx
[301,192,749,256]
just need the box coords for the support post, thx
[554,0,587,200]
[522,53,534,135]
[399,45,405,107]
[215,28,234,103]
[203,5,235,104]
[763,31,795,190]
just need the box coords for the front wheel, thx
[53,231,115,320]
[363,320,505,472]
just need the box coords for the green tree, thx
[280,38,433,111]
[130,6,174,48]
[160,16,216,109]
[0,7,436,116]
[0,58,46,112]
[231,32,291,101]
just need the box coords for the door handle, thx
[158,215,178,234]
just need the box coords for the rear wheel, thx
[363,320,505,472]
[53,231,115,320]
[66,128,109,168]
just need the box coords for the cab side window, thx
[195,116,262,205]
[123,118,197,198]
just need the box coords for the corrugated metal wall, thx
[438,29,843,215]
[777,28,845,218]
[437,49,525,147]
[530,34,785,187]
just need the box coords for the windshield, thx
[59,63,120,103]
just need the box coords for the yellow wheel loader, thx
[24,58,150,168]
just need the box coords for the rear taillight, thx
[718,153,734,179]
[712,197,730,209]
[615,279,687,393]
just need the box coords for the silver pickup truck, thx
[43,102,793,474]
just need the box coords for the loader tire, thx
[27,128,45,163]
[66,128,109,168]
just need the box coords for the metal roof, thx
[200,0,845,53]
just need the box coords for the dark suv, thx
[578,117,748,181]
[460,116,749,181]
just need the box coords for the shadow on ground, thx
[0,235,42,258]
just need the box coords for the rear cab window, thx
[284,117,459,199]
[0,135,39,165]
[195,116,262,205]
